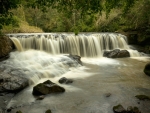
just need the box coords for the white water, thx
[8,33,140,57]
[0,50,80,84]
[1,51,149,113]
[2,33,149,113]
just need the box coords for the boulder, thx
[59,77,73,84]
[0,72,28,93]
[32,80,65,95]
[0,36,12,59]
[113,104,126,113]
[144,63,150,76]
[117,50,130,58]
[108,49,120,58]
[103,49,130,58]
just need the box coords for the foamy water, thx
[1,50,149,113]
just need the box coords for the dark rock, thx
[103,51,111,57]
[144,63,150,76]
[117,50,130,58]
[135,95,150,100]
[127,106,141,113]
[103,49,130,58]
[0,72,28,93]
[108,49,120,58]
[59,77,73,84]
[7,108,12,112]
[32,80,65,95]
[16,111,22,113]
[68,54,82,65]
[113,104,126,113]
[45,109,52,113]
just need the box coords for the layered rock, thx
[67,54,82,65]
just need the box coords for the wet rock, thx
[0,72,28,93]
[117,50,130,58]
[0,36,12,60]
[108,49,120,58]
[7,108,12,112]
[103,49,130,58]
[16,111,22,113]
[135,95,150,100]
[127,106,141,113]
[59,77,73,84]
[36,95,45,100]
[68,54,82,65]
[113,104,126,113]
[144,63,150,76]
[45,109,52,113]
[32,80,65,95]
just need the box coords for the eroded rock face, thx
[0,36,12,59]
[32,80,65,95]
[103,49,130,58]
[0,72,28,93]
[144,63,150,76]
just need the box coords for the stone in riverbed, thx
[144,63,150,76]
[135,95,150,100]
[59,77,73,84]
[127,106,141,113]
[32,80,65,96]
[103,49,130,58]
[45,109,52,113]
[113,104,126,113]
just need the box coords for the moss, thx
[135,95,150,100]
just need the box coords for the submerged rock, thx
[59,77,73,84]
[144,63,150,76]
[103,49,130,58]
[32,80,65,95]
[0,72,28,93]
[113,104,126,113]
[127,106,141,113]
[135,95,150,100]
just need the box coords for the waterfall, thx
[8,33,140,57]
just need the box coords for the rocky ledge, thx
[103,49,130,58]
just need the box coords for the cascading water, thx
[1,33,150,113]
[8,33,139,57]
